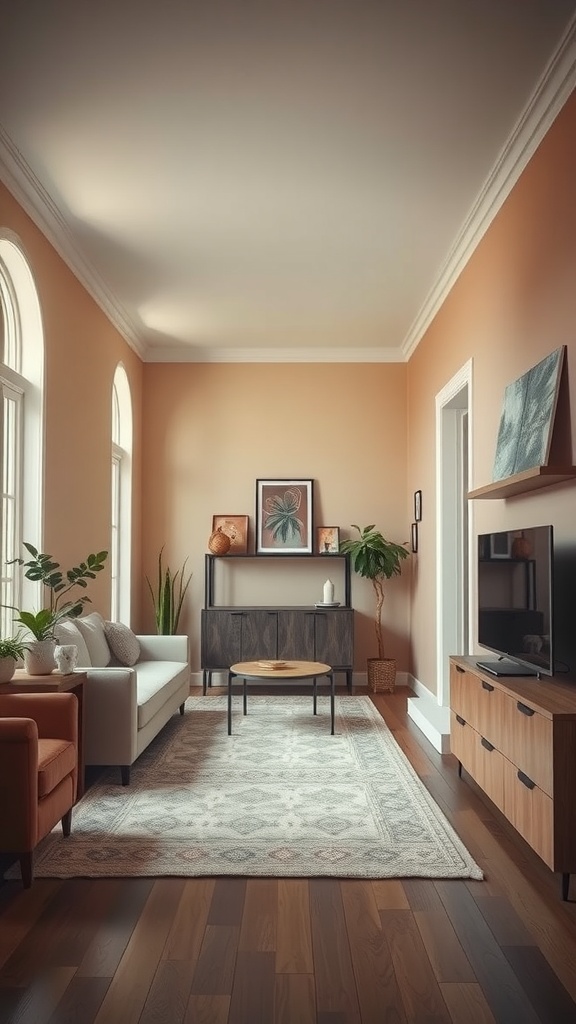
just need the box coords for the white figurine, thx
[54,644,78,675]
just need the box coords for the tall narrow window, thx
[0,236,44,636]
[110,365,132,623]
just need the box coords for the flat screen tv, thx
[476,525,554,678]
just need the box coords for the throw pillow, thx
[53,620,92,667]
[104,621,140,667]
[75,611,111,668]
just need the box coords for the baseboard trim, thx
[406,676,451,753]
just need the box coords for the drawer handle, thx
[455,714,466,726]
[481,680,495,692]
[518,770,535,790]
[231,612,244,617]
[456,666,465,674]
[517,701,535,717]
[481,737,495,752]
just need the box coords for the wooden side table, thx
[0,669,87,799]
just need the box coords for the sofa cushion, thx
[136,661,190,730]
[75,612,111,668]
[104,621,140,667]
[53,620,92,667]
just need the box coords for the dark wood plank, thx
[435,881,542,1024]
[3,967,76,1024]
[380,909,452,1022]
[238,878,277,951]
[46,977,111,1024]
[414,907,476,983]
[341,880,408,1024]
[190,926,239,996]
[370,880,410,910]
[403,878,444,912]
[276,880,313,973]
[472,894,535,946]
[0,881,62,972]
[273,974,315,1024]
[76,879,154,978]
[91,879,185,1024]
[184,994,230,1024]
[439,982,497,1024]
[227,950,275,1024]
[139,960,194,1024]
[162,879,214,962]
[503,945,576,1024]
[207,879,246,926]
[310,879,361,1022]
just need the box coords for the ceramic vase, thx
[0,656,17,684]
[23,639,56,675]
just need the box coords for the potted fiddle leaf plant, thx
[340,524,409,692]
[0,633,29,684]
[6,543,108,674]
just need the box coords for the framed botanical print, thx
[256,479,314,554]
[317,526,340,554]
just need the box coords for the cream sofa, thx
[55,613,190,785]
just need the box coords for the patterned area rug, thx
[21,695,483,880]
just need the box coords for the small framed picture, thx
[211,515,249,554]
[411,522,418,554]
[317,526,340,554]
[489,531,512,559]
[256,479,314,554]
[414,490,422,522]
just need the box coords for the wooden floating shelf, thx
[468,465,576,500]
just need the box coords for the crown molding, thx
[0,127,145,359]
[2,14,574,367]
[144,344,404,363]
[401,14,576,360]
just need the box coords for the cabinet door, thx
[240,611,278,661]
[277,611,315,660]
[314,608,353,667]
[201,610,243,668]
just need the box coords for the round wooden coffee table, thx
[227,659,335,735]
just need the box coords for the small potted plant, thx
[146,546,192,635]
[0,633,29,683]
[6,543,108,674]
[340,524,409,692]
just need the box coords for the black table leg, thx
[227,671,233,735]
[313,679,317,714]
[330,672,335,735]
[243,680,247,716]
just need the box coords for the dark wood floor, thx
[2,684,576,1024]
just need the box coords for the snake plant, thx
[146,547,192,635]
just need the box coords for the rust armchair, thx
[0,691,78,887]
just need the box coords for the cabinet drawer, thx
[450,664,506,748]
[503,757,554,869]
[500,695,553,797]
[450,711,474,775]
[451,712,504,812]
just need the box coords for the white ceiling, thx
[1,1,575,363]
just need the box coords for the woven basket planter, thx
[367,657,396,693]
[208,527,231,555]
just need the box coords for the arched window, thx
[111,364,133,622]
[0,235,44,637]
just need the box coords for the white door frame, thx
[435,359,474,708]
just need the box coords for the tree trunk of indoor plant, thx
[367,577,396,692]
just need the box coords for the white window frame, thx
[111,365,132,623]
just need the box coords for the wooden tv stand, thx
[449,655,576,900]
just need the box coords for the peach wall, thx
[407,89,576,695]
[0,183,144,621]
[141,362,410,672]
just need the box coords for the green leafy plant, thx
[146,547,192,635]
[0,633,29,660]
[340,525,409,660]
[6,543,108,640]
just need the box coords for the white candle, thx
[323,579,334,604]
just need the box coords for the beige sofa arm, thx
[83,668,138,766]
[136,635,189,662]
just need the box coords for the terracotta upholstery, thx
[0,692,78,887]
